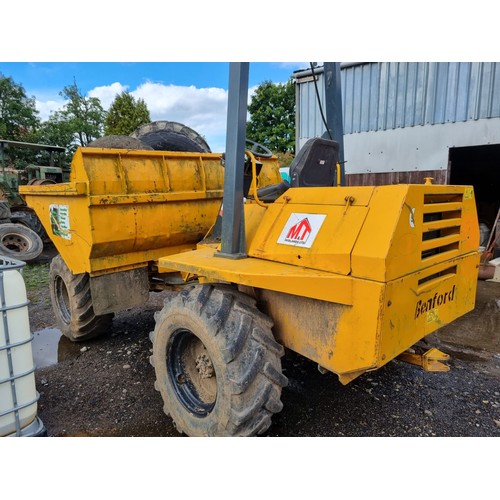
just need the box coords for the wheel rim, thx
[1,233,32,253]
[54,275,71,324]
[168,329,217,417]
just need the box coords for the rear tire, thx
[131,121,211,153]
[0,223,43,262]
[49,255,113,342]
[150,285,287,437]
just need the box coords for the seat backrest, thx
[289,137,340,188]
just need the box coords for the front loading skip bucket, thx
[19,147,281,276]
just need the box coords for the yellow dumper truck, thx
[20,136,480,437]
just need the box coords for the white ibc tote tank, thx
[0,256,45,437]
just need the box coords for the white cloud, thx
[35,81,236,152]
[131,82,228,151]
[35,99,66,121]
[88,82,128,109]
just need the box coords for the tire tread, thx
[49,255,113,341]
[151,284,287,436]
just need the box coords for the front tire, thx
[49,255,113,342]
[150,285,287,437]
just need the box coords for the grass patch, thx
[21,263,50,290]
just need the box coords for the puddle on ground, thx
[32,328,82,368]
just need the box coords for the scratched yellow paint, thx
[20,147,282,275]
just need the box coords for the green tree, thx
[0,73,43,167]
[0,72,40,141]
[38,114,77,165]
[104,91,150,135]
[246,78,295,155]
[58,80,106,148]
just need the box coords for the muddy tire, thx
[150,285,287,437]
[0,223,43,262]
[49,255,113,342]
[87,135,153,150]
[131,121,211,153]
[10,208,49,242]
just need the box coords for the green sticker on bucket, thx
[49,204,71,240]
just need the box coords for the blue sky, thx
[0,62,300,96]
[0,3,492,153]
[0,62,305,152]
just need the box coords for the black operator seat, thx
[255,137,340,202]
[289,137,340,187]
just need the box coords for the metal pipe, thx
[218,62,249,258]
[0,139,65,152]
[294,62,368,80]
[247,151,267,208]
[323,62,345,185]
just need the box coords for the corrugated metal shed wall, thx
[297,63,500,138]
[296,62,500,180]
[341,62,500,134]
[296,67,327,144]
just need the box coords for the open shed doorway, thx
[449,144,500,238]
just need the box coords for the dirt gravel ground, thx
[22,245,500,438]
